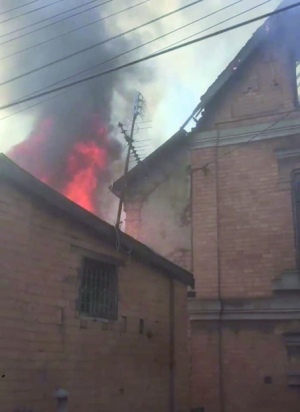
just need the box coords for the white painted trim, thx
[191,117,300,149]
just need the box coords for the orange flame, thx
[64,141,108,213]
[8,117,115,216]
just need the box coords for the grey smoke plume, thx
[0,0,154,221]
[0,0,285,205]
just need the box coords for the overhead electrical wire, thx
[0,0,151,120]
[0,0,151,116]
[155,0,273,53]
[0,0,150,61]
[218,111,297,160]
[0,0,280,125]
[34,0,267,100]
[0,0,42,16]
[10,0,248,102]
[0,89,69,122]
[1,1,300,111]
[193,109,299,174]
[1,0,205,86]
[1,0,67,24]
[0,0,110,41]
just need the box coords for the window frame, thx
[78,257,119,321]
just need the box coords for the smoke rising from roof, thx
[0,0,285,191]
[0,0,156,221]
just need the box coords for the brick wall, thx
[123,196,143,239]
[190,37,300,298]
[0,180,189,412]
[191,320,300,412]
[191,147,219,298]
[166,249,192,273]
[124,145,192,272]
[121,31,300,412]
[191,135,300,299]
[201,40,298,131]
[190,35,300,412]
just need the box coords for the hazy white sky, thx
[0,0,283,155]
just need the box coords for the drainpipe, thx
[53,389,69,412]
[169,279,175,412]
[215,130,224,412]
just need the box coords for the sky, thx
[0,0,284,157]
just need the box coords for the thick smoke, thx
[0,0,155,221]
[1,0,284,223]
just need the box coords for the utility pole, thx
[116,92,145,228]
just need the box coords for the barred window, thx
[80,258,118,320]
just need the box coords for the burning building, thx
[113,2,300,412]
[0,153,194,411]
[0,0,156,221]
[8,115,121,214]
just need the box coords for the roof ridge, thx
[114,1,292,186]
[0,154,194,287]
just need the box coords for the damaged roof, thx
[113,0,298,190]
[0,153,194,288]
[182,0,298,127]
[112,128,188,196]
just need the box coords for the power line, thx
[155,0,273,54]
[193,109,298,175]
[0,0,42,16]
[0,1,277,120]
[0,0,274,126]
[3,0,248,112]
[11,0,247,104]
[1,0,205,86]
[35,0,260,98]
[1,1,300,111]
[219,112,295,159]
[0,89,69,122]
[1,0,149,61]
[1,0,66,24]
[0,0,110,41]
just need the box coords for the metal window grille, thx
[80,258,118,320]
[296,61,300,103]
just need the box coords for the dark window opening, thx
[139,319,144,335]
[264,376,273,384]
[283,332,300,358]
[286,345,300,358]
[80,258,118,320]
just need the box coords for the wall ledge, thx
[189,292,300,321]
[191,117,300,150]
